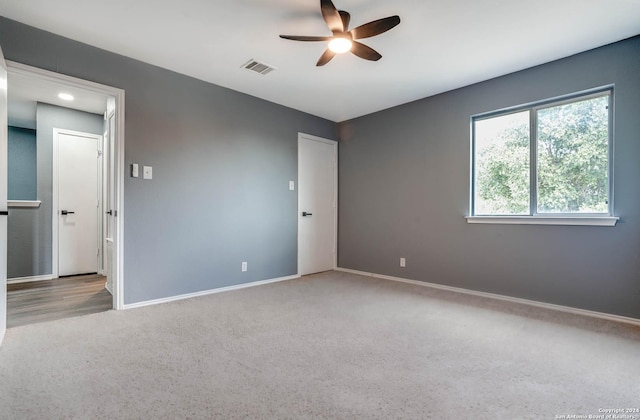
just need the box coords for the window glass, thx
[537,96,609,213]
[474,111,530,215]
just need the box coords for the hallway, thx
[7,274,111,328]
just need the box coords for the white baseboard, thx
[123,274,301,310]
[7,274,55,284]
[336,267,640,327]
[105,281,113,296]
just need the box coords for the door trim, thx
[52,128,102,278]
[6,60,126,310]
[0,44,8,345]
[297,132,338,277]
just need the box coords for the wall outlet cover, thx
[143,166,152,180]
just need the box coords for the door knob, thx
[106,210,113,215]
[61,210,75,215]
[302,211,313,217]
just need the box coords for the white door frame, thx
[0,44,8,345]
[6,61,126,310]
[97,124,105,276]
[52,128,102,278]
[297,132,338,276]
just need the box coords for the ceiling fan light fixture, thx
[279,0,400,66]
[328,37,352,54]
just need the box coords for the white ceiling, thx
[7,72,108,129]
[1,0,639,122]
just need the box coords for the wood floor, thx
[7,274,113,328]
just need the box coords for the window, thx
[469,88,617,226]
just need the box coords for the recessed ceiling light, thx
[58,93,74,101]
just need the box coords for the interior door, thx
[57,131,99,276]
[0,45,8,342]
[298,134,337,275]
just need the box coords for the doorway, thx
[297,133,337,276]
[2,60,125,329]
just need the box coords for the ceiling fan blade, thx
[350,15,401,40]
[279,35,331,42]
[339,10,351,31]
[321,0,344,33]
[316,49,337,66]
[350,41,382,61]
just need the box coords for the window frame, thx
[467,86,618,226]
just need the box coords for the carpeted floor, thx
[1,271,639,419]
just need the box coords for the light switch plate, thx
[289,181,295,191]
[143,166,152,180]
[131,163,139,178]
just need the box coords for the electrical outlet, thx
[289,181,295,191]
[400,257,406,267]
[241,261,247,272]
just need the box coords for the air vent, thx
[242,59,276,75]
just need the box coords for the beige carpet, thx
[1,271,639,419]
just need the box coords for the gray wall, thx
[0,17,336,303]
[7,103,103,278]
[338,36,640,319]
[8,126,36,200]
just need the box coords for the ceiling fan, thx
[279,0,401,66]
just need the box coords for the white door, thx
[57,131,99,276]
[298,133,337,275]
[0,45,8,342]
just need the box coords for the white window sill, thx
[8,200,41,208]
[466,216,619,226]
